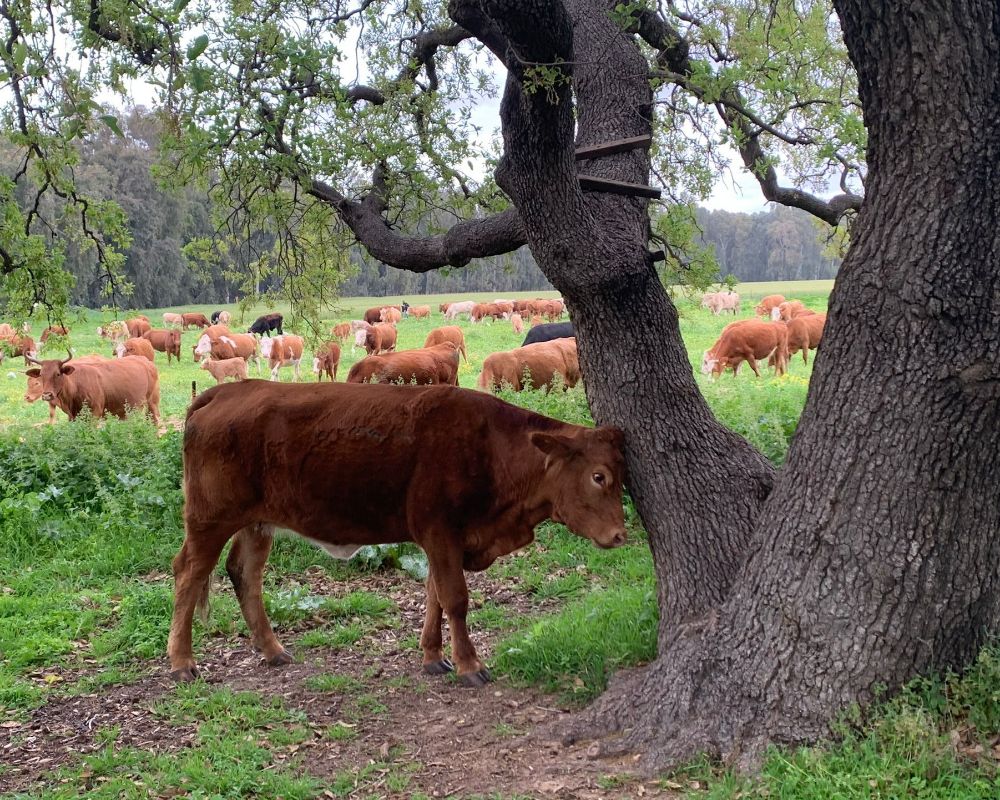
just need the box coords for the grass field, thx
[2,282,998,799]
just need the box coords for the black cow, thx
[248,313,284,337]
[522,322,574,347]
[211,310,223,324]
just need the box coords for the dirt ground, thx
[2,570,677,799]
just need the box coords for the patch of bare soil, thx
[2,570,673,798]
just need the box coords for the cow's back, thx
[522,322,574,347]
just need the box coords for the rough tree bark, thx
[457,0,1000,771]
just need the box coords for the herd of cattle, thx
[700,291,827,377]
[3,300,582,426]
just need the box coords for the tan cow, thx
[408,305,431,319]
[380,307,403,324]
[313,342,341,381]
[772,300,815,322]
[702,319,789,378]
[784,313,827,365]
[260,334,304,381]
[200,357,248,384]
[97,320,129,342]
[347,342,460,386]
[331,323,352,342]
[162,312,184,329]
[423,326,467,362]
[754,294,786,317]
[116,337,157,362]
[40,325,69,342]
[167,382,626,685]
[26,355,161,423]
[478,339,580,392]
[510,313,524,335]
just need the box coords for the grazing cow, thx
[408,305,431,319]
[331,323,352,342]
[97,320,130,342]
[142,328,183,364]
[444,300,476,321]
[522,321,574,347]
[248,313,283,336]
[260,334,304,381]
[702,319,789,378]
[510,313,524,335]
[313,342,342,382]
[784,313,827,365]
[26,355,161,423]
[363,306,383,325]
[529,315,545,328]
[181,313,211,330]
[168,381,626,685]
[478,339,581,392]
[772,300,814,322]
[210,310,232,325]
[0,323,15,338]
[754,294,786,317]
[380,307,403,324]
[163,312,185,329]
[706,291,740,315]
[1,334,37,365]
[438,302,451,313]
[358,324,398,356]
[423,326,468,363]
[116,337,157,363]
[348,342,460,386]
[126,317,152,338]
[200,356,248,384]
[40,325,69,342]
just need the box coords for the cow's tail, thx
[194,570,212,626]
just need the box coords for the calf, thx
[347,342,460,386]
[313,342,341,381]
[478,339,580,392]
[408,305,431,319]
[423,326,468,362]
[702,319,789,378]
[168,382,626,685]
[331,323,352,342]
[200,356,248,384]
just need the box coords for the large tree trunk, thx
[460,0,1000,772]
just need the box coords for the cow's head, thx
[114,342,126,358]
[354,329,367,347]
[530,426,627,549]
[701,351,719,376]
[25,355,75,402]
[771,307,783,321]
[23,373,43,403]
[260,336,275,358]
[194,334,213,357]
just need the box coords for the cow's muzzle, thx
[41,391,54,401]
[594,529,627,549]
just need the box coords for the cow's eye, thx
[592,472,606,487]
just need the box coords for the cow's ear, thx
[530,431,579,463]
[597,426,626,451]
[61,365,75,375]
[25,368,40,378]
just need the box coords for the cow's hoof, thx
[170,666,199,682]
[458,668,492,688]
[265,648,295,667]
[423,658,455,675]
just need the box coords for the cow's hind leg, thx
[168,523,234,681]
[225,524,292,667]
[426,545,489,687]
[420,570,453,675]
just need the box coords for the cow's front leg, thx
[426,545,489,687]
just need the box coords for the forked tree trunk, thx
[461,0,1000,771]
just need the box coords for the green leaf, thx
[100,115,124,138]
[12,42,27,70]
[173,0,192,13]
[190,66,210,93]
[186,34,209,62]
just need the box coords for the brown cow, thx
[438,302,451,313]
[313,342,341,381]
[24,355,106,424]
[331,323,351,342]
[195,332,259,366]
[40,325,69,342]
[347,343,460,386]
[363,306,383,325]
[784,313,827,365]
[26,355,161,423]
[754,294,786,317]
[126,317,152,338]
[200,356,248,384]
[116,337,156,363]
[181,313,211,330]
[408,305,431,319]
[261,334,304,381]
[423,326,468,362]
[168,381,626,684]
[701,319,789,378]
[142,328,183,364]
[478,339,581,392]
[1,334,37,365]
[357,324,398,356]
[380,307,403,324]
[772,300,816,322]
[529,314,545,328]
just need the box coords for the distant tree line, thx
[4,109,839,311]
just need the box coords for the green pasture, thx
[2,281,998,798]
